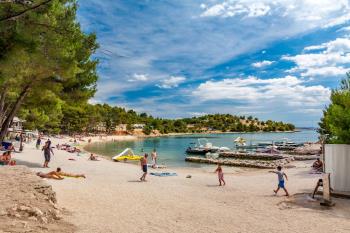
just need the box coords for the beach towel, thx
[147,164,167,169]
[150,172,177,177]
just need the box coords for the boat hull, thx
[114,155,142,161]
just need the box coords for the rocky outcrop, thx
[0,166,75,233]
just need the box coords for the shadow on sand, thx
[15,159,43,168]
[127,180,143,183]
[277,193,350,219]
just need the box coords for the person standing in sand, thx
[140,153,149,181]
[46,138,51,148]
[215,164,226,186]
[42,141,54,168]
[269,166,289,196]
[36,137,41,149]
[151,149,157,168]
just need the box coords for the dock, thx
[185,156,293,169]
[219,151,285,160]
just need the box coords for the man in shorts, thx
[42,141,54,168]
[140,153,149,182]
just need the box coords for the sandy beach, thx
[7,137,350,233]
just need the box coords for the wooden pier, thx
[185,156,292,169]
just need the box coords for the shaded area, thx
[278,193,350,219]
[15,158,43,168]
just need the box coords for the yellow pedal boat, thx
[112,148,142,161]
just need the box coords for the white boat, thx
[234,137,246,146]
[186,138,231,154]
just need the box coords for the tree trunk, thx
[0,83,31,142]
[0,87,8,125]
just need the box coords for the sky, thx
[77,0,350,127]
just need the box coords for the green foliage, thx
[319,73,350,144]
[142,124,152,135]
[61,105,295,135]
[0,0,98,138]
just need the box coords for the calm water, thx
[84,130,318,168]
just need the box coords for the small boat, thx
[112,148,142,161]
[275,138,303,150]
[186,138,230,155]
[234,137,246,145]
[256,141,273,147]
[235,144,259,150]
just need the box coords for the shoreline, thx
[80,130,318,167]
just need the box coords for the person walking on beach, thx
[269,166,289,196]
[215,164,226,186]
[42,141,54,168]
[151,149,157,168]
[46,138,51,148]
[36,137,41,149]
[140,153,149,181]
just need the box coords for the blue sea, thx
[84,130,318,168]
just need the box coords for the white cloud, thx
[300,66,348,77]
[192,76,330,107]
[303,45,326,51]
[200,1,270,18]
[188,112,207,117]
[325,12,350,28]
[200,0,350,28]
[252,60,274,68]
[284,37,350,77]
[156,76,186,89]
[128,73,149,82]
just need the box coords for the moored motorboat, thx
[186,138,230,155]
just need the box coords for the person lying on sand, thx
[0,151,16,166]
[37,167,86,179]
[89,153,99,161]
[37,171,64,180]
[312,158,323,172]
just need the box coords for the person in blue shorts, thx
[269,166,289,196]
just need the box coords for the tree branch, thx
[0,0,53,22]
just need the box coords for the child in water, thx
[215,164,225,186]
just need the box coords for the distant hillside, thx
[23,103,295,135]
[177,114,295,134]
